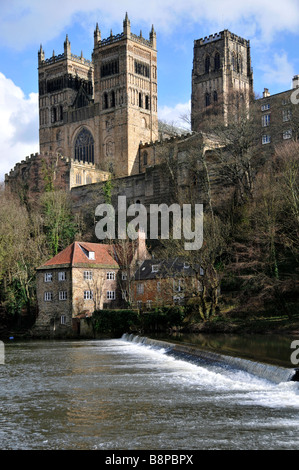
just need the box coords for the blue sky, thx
[1,0,299,181]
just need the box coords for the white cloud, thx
[0,73,39,182]
[259,52,295,90]
[1,0,299,50]
[158,100,191,130]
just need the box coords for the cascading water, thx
[121,333,298,384]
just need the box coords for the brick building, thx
[133,258,204,310]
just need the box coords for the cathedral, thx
[5,15,299,202]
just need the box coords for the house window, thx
[84,271,93,280]
[213,90,218,102]
[282,109,292,122]
[122,271,127,280]
[122,290,127,299]
[58,272,66,281]
[44,292,53,301]
[137,283,144,294]
[262,135,271,145]
[59,291,67,301]
[184,262,190,269]
[146,300,152,309]
[261,103,270,111]
[107,291,116,300]
[262,114,270,127]
[88,251,95,260]
[200,267,204,276]
[60,315,66,325]
[84,290,93,300]
[283,129,292,140]
[44,272,53,282]
[174,279,183,292]
[151,265,159,273]
[107,272,115,280]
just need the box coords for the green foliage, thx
[103,175,113,204]
[92,309,139,334]
[41,190,76,256]
[140,306,186,331]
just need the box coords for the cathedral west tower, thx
[38,14,158,180]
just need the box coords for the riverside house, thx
[33,234,149,338]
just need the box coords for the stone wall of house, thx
[32,266,73,338]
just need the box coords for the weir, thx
[122,334,299,384]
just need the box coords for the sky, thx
[1,0,299,182]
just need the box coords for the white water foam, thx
[118,336,299,410]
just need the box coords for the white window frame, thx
[107,271,115,280]
[84,271,93,280]
[146,300,153,309]
[44,272,53,283]
[107,290,116,300]
[84,290,93,300]
[261,103,270,111]
[121,271,127,280]
[262,114,270,127]
[59,291,67,301]
[282,109,292,122]
[283,129,292,140]
[58,271,66,281]
[151,264,159,273]
[262,135,271,145]
[44,292,53,301]
[60,315,67,325]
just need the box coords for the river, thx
[1,334,299,450]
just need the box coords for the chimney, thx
[263,88,270,98]
[292,75,299,89]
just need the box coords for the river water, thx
[1,335,299,450]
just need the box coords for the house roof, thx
[37,241,119,269]
[134,258,202,281]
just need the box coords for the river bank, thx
[1,311,299,342]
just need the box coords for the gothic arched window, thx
[74,128,94,164]
[205,92,211,107]
[231,53,236,71]
[214,52,220,71]
[103,92,108,110]
[205,55,210,74]
[214,90,218,102]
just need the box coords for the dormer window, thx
[152,264,159,273]
[79,244,95,260]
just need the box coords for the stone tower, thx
[38,14,158,178]
[191,30,253,131]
